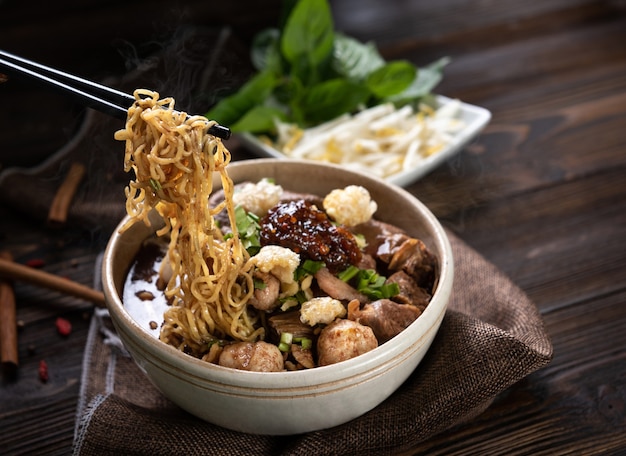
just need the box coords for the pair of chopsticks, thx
[0,49,231,140]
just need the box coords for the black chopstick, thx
[0,50,231,140]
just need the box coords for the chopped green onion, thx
[207,338,225,348]
[149,178,162,192]
[278,332,293,352]
[337,266,400,299]
[294,290,309,304]
[253,278,267,290]
[294,336,313,350]
[233,205,262,255]
[294,259,325,281]
[337,265,359,282]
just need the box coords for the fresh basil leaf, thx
[366,60,416,98]
[273,74,304,106]
[281,0,334,83]
[332,33,385,82]
[300,79,370,124]
[386,56,450,105]
[205,70,278,126]
[251,28,283,73]
[231,105,287,134]
[205,0,448,136]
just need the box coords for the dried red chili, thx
[38,359,49,383]
[25,258,45,268]
[55,317,72,336]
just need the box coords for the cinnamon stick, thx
[0,256,105,307]
[0,251,19,374]
[48,161,86,226]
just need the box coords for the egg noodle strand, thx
[115,89,263,358]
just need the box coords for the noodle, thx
[115,89,262,358]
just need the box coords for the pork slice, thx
[356,253,377,270]
[314,267,369,304]
[386,271,431,310]
[268,310,315,340]
[353,299,422,343]
[352,219,407,260]
[248,271,281,311]
[388,238,438,290]
[290,344,316,369]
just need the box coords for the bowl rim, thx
[102,158,453,387]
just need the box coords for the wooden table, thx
[1,1,625,454]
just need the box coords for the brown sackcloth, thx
[0,28,552,456]
[72,230,552,456]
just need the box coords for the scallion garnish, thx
[233,205,262,255]
[278,332,293,352]
[294,259,325,281]
[293,336,313,350]
[149,178,162,192]
[337,265,359,282]
[253,278,267,290]
[337,267,400,299]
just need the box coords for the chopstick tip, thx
[209,124,231,140]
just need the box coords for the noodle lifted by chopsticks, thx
[114,89,261,358]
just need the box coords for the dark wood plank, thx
[1,0,625,454]
[331,0,604,45]
[435,167,626,307]
[409,290,626,455]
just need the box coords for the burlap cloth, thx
[0,28,552,456]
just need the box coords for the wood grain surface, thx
[1,1,625,454]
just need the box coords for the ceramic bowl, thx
[102,158,453,435]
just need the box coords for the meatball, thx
[317,319,378,366]
[218,341,284,372]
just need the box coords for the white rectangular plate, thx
[236,95,491,187]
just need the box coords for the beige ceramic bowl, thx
[102,158,453,435]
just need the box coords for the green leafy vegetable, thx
[298,79,370,124]
[365,60,416,98]
[331,33,385,82]
[250,28,283,73]
[386,56,450,105]
[207,71,278,128]
[231,105,287,134]
[205,0,448,134]
[280,0,334,85]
